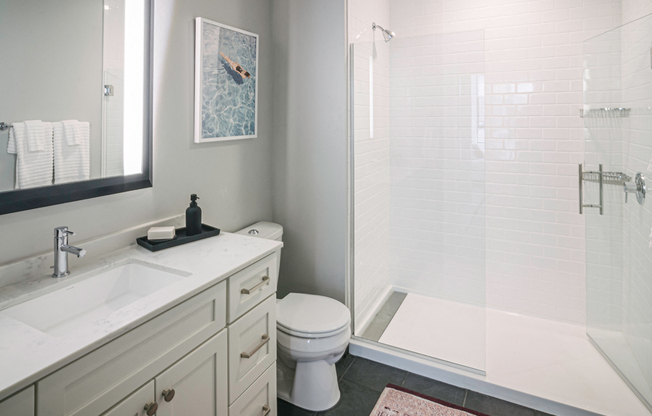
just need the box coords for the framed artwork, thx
[194,18,259,143]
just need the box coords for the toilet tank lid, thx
[277,293,350,335]
[235,222,283,240]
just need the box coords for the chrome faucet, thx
[52,226,86,278]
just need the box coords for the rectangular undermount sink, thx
[1,260,190,337]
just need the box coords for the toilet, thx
[236,222,351,412]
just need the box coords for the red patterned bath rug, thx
[370,385,490,416]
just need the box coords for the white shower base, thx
[354,293,651,416]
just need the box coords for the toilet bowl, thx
[276,293,351,411]
[236,222,351,412]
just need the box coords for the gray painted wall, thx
[0,0,274,265]
[271,0,348,302]
[0,0,104,192]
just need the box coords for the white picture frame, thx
[194,18,259,143]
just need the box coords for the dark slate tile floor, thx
[278,355,555,416]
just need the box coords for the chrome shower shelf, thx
[579,165,644,214]
[582,171,631,186]
[580,108,631,118]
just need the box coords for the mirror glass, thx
[0,0,149,200]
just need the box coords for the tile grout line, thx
[400,372,408,387]
[399,371,408,387]
[339,356,356,381]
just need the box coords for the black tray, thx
[137,224,220,252]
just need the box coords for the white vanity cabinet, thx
[37,281,228,416]
[13,249,281,416]
[0,386,34,416]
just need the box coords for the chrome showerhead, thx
[372,22,395,42]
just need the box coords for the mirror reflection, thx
[0,0,146,193]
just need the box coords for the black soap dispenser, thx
[186,194,202,236]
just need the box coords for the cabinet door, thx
[101,382,155,416]
[155,329,228,416]
[0,386,34,416]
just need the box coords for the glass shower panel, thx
[351,39,393,338]
[584,14,652,412]
[351,31,486,374]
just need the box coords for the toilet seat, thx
[276,293,350,339]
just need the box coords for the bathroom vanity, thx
[0,230,281,416]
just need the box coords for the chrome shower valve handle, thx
[624,173,646,205]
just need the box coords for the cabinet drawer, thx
[0,386,34,416]
[228,252,278,322]
[38,281,227,416]
[155,329,228,416]
[229,363,277,416]
[228,295,276,403]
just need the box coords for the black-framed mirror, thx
[0,0,153,215]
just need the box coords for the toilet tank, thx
[236,221,283,241]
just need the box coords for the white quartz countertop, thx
[0,232,282,401]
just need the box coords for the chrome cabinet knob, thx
[144,402,158,416]
[162,388,175,402]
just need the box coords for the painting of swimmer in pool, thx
[194,18,259,142]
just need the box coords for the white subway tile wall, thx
[388,0,621,324]
[388,31,487,307]
[351,0,652,329]
[584,26,624,333]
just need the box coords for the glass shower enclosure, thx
[349,31,487,374]
[583,14,652,412]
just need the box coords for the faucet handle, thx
[54,226,75,237]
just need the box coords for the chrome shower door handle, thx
[599,164,604,215]
[579,164,604,215]
[579,164,583,214]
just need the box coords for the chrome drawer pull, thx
[241,334,270,358]
[262,404,271,416]
[241,276,270,294]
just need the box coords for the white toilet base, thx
[277,350,344,411]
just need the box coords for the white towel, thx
[61,120,81,146]
[53,121,90,184]
[7,127,17,154]
[8,122,54,189]
[24,120,45,152]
